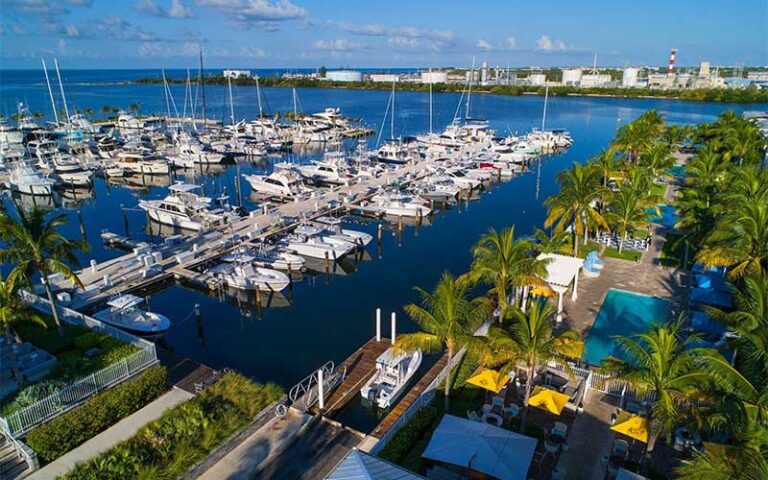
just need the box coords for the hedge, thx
[26,366,167,463]
[378,406,440,465]
[60,372,284,480]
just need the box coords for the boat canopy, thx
[169,182,202,193]
[377,348,408,367]
[106,294,142,310]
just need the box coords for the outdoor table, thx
[545,433,565,454]
[482,412,503,426]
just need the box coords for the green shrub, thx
[26,366,167,463]
[60,372,284,479]
[378,406,440,465]
[0,380,67,415]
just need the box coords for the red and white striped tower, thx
[668,48,677,75]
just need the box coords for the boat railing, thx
[284,361,346,413]
[0,292,159,438]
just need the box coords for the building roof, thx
[616,468,648,480]
[422,414,537,480]
[325,449,425,480]
[537,253,584,288]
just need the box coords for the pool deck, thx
[561,154,688,338]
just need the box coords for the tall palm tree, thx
[544,162,607,256]
[661,124,689,152]
[128,103,140,115]
[465,227,549,320]
[612,122,649,163]
[605,186,652,253]
[639,142,675,186]
[100,105,113,116]
[475,300,579,432]
[0,206,88,336]
[601,321,712,451]
[591,147,623,188]
[532,228,573,256]
[0,270,46,383]
[677,427,768,480]
[395,272,489,411]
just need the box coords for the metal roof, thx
[325,449,425,480]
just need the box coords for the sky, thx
[0,0,766,69]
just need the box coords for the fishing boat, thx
[369,190,432,218]
[374,141,412,165]
[206,257,291,292]
[116,150,170,175]
[138,183,235,232]
[296,160,353,186]
[8,163,56,196]
[313,216,373,247]
[41,154,94,187]
[280,224,355,260]
[360,347,422,409]
[168,136,225,168]
[221,244,305,271]
[92,294,170,338]
[0,119,23,148]
[243,170,312,199]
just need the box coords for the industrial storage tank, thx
[622,67,639,87]
[562,68,582,86]
[528,73,546,86]
[421,71,448,84]
[325,70,363,82]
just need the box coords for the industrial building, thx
[562,69,583,86]
[622,68,639,87]
[528,73,546,86]
[325,70,362,82]
[421,71,448,84]
[368,74,400,83]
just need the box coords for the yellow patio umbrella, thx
[466,369,510,394]
[611,411,649,443]
[528,386,570,416]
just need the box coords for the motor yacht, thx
[0,119,23,148]
[280,224,355,260]
[369,191,433,218]
[243,170,312,199]
[46,154,94,187]
[297,160,353,186]
[8,163,56,196]
[222,244,305,271]
[138,183,236,232]
[93,294,170,339]
[360,347,422,409]
[374,141,412,165]
[313,216,373,247]
[169,137,225,167]
[117,150,170,175]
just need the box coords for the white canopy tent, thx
[422,414,537,480]
[537,253,584,322]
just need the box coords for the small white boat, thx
[281,224,354,260]
[360,347,422,408]
[222,245,305,271]
[44,154,93,187]
[139,183,235,232]
[117,151,170,175]
[8,164,56,196]
[206,257,290,292]
[297,160,353,185]
[443,168,482,190]
[243,170,312,199]
[369,191,432,218]
[93,294,170,338]
[314,216,373,247]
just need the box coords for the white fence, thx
[0,292,158,438]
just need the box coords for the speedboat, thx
[360,347,422,409]
[297,160,353,186]
[93,294,170,338]
[243,170,312,199]
[281,224,355,260]
[369,191,433,218]
[169,137,225,167]
[375,141,411,165]
[313,216,373,247]
[8,163,56,196]
[139,183,236,232]
[222,244,305,271]
[117,151,170,175]
[45,154,94,187]
[206,257,290,292]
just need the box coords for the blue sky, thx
[0,0,766,69]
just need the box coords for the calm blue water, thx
[582,289,672,366]
[1,70,762,429]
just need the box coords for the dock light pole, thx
[376,308,381,341]
[317,368,325,409]
[391,312,396,345]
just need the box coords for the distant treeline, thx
[134,75,768,104]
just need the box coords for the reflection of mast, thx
[199,47,207,126]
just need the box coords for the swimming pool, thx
[648,204,678,228]
[582,289,672,366]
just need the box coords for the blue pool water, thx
[582,289,671,366]
[648,204,678,228]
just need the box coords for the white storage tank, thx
[528,74,546,86]
[325,70,363,82]
[421,71,448,84]
[562,68,582,86]
[622,67,639,87]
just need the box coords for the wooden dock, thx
[370,351,449,439]
[315,337,392,417]
[158,347,220,394]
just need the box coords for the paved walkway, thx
[28,388,194,480]
[196,409,311,480]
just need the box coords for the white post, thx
[376,308,381,341]
[317,368,325,409]
[571,270,579,300]
[557,290,564,323]
[90,259,97,273]
[391,312,396,345]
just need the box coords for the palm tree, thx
[605,186,652,253]
[84,107,94,116]
[532,228,573,256]
[100,105,113,116]
[612,122,649,163]
[0,270,46,383]
[475,300,579,432]
[128,103,140,115]
[639,142,675,186]
[661,124,689,152]
[395,272,489,411]
[677,427,768,480]
[591,147,623,188]
[544,162,607,256]
[0,206,88,336]
[601,321,712,451]
[465,227,549,320]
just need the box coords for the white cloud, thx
[536,34,580,52]
[196,0,306,29]
[335,22,454,43]
[4,0,92,15]
[476,38,491,51]
[136,0,192,19]
[312,39,364,51]
[387,36,420,48]
[504,37,517,50]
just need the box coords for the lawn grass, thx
[576,240,604,259]
[603,246,644,262]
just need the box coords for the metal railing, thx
[0,292,158,438]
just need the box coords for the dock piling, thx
[376,308,381,341]
[391,312,396,345]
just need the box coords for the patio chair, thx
[612,439,629,459]
[491,395,505,411]
[506,403,520,417]
[553,422,568,437]
[467,410,482,422]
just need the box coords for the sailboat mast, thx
[255,75,263,118]
[199,48,207,127]
[428,79,433,135]
[541,83,549,131]
[53,58,69,122]
[227,76,235,126]
[162,69,171,118]
[465,57,475,120]
[390,81,395,140]
[42,58,59,124]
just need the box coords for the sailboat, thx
[374,81,412,164]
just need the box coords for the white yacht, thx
[442,168,482,190]
[46,154,94,187]
[93,295,170,339]
[139,183,235,232]
[8,163,56,196]
[27,139,60,164]
[206,257,290,292]
[169,137,225,168]
[0,119,23,148]
[281,224,355,260]
[117,150,170,175]
[94,135,119,159]
[313,216,373,247]
[369,191,433,218]
[375,141,411,165]
[222,244,305,271]
[415,177,462,200]
[243,171,312,199]
[297,161,352,186]
[360,347,422,409]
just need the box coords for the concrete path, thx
[196,410,311,480]
[28,388,194,480]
